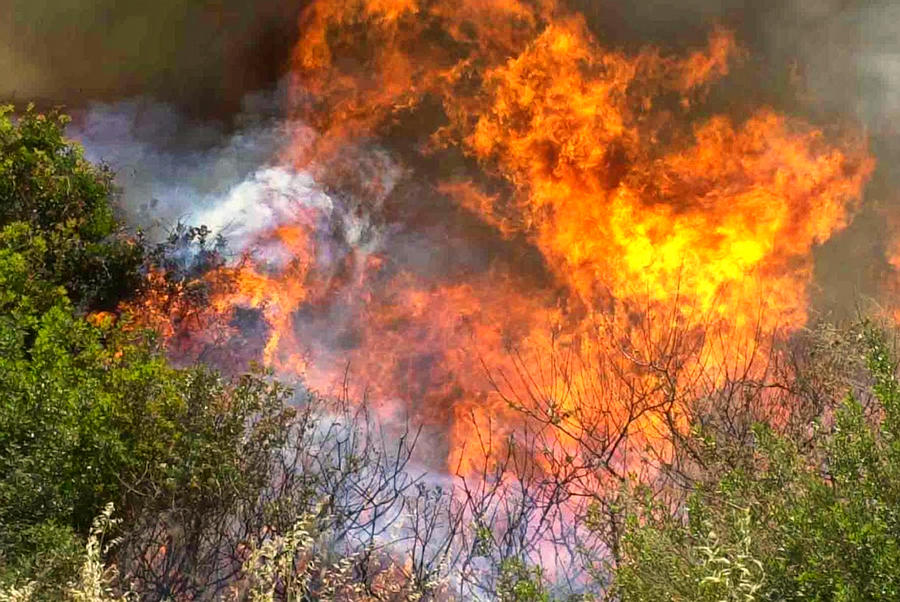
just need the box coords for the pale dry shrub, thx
[67,503,130,602]
[0,504,130,602]
[0,582,36,602]
[230,507,450,601]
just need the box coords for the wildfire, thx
[131,0,874,476]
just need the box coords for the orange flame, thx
[132,0,874,476]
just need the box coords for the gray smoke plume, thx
[762,0,900,315]
[0,0,305,118]
[67,84,315,239]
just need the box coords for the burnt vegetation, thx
[3,107,900,602]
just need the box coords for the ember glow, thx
[133,0,874,474]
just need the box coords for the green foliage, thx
[0,307,290,592]
[0,503,129,602]
[614,321,900,602]
[0,107,295,597]
[0,267,292,592]
[0,106,142,311]
[614,491,765,602]
[496,559,551,602]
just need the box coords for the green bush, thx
[0,106,294,598]
[0,221,293,592]
[0,106,142,311]
[614,322,900,601]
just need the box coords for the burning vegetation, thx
[7,1,900,600]
[133,0,874,477]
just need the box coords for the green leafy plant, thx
[613,321,900,601]
[0,106,142,311]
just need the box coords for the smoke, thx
[761,0,900,131]
[756,0,900,315]
[68,89,298,236]
[0,0,305,118]
[7,0,898,131]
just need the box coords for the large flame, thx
[132,0,874,475]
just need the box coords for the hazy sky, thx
[4,0,898,129]
[1,0,304,118]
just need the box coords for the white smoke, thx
[69,94,308,238]
[192,166,331,264]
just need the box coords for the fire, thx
[210,224,315,371]
[130,0,874,476]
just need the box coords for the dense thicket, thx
[0,107,295,598]
[0,107,143,311]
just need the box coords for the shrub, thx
[614,321,900,601]
[0,106,142,311]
